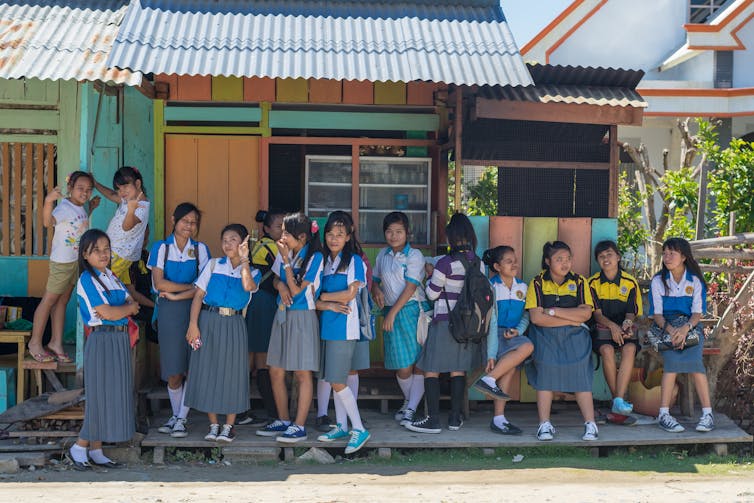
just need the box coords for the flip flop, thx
[28,350,55,363]
[49,351,73,364]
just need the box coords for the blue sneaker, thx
[317,424,349,442]
[612,397,633,415]
[256,419,289,437]
[277,424,307,443]
[344,429,370,454]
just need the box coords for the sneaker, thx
[658,413,685,433]
[204,423,220,441]
[399,408,416,426]
[276,424,307,443]
[216,424,236,443]
[536,421,555,441]
[317,424,349,442]
[237,411,269,427]
[394,399,409,421]
[406,415,442,434]
[582,421,599,441]
[695,413,715,432]
[344,429,371,454]
[472,378,511,401]
[256,419,290,437]
[158,415,178,434]
[490,419,522,435]
[448,412,464,431]
[315,414,334,432]
[611,397,633,415]
[170,417,188,438]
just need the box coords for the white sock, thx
[69,444,88,463]
[481,375,497,388]
[317,380,332,417]
[396,375,412,400]
[659,407,670,417]
[493,414,507,428]
[333,388,348,430]
[167,385,183,417]
[335,388,364,431]
[88,449,111,464]
[407,375,425,410]
[178,384,190,420]
[347,374,359,398]
[702,407,712,416]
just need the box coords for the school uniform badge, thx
[685,285,694,295]
[568,283,577,291]
[620,286,628,295]
[188,247,196,258]
[516,290,524,299]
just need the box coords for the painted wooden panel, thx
[522,217,558,283]
[243,77,276,102]
[374,81,407,105]
[309,79,342,103]
[342,80,373,104]
[197,139,229,256]
[57,80,79,177]
[227,137,259,229]
[27,259,49,297]
[276,78,308,103]
[406,81,435,106]
[519,367,537,403]
[123,87,155,244]
[175,75,212,101]
[268,111,438,131]
[468,216,489,260]
[489,216,524,278]
[154,74,179,100]
[89,147,121,231]
[0,259,27,296]
[164,106,261,123]
[590,218,619,275]
[0,109,58,130]
[557,218,592,277]
[0,78,59,104]
[165,135,199,237]
[212,76,244,102]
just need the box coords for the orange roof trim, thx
[520,0,586,55]
[639,87,754,97]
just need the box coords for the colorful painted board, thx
[489,216,524,278]
[557,218,592,277]
[590,218,619,275]
[522,217,558,283]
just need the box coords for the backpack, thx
[444,254,495,345]
[356,285,375,341]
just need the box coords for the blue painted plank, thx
[590,218,619,275]
[164,106,261,123]
[270,110,439,131]
[468,216,489,261]
[0,259,28,296]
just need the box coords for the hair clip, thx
[311,220,319,233]
[131,166,140,174]
[65,172,73,185]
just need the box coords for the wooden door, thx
[165,135,259,256]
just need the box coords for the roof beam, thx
[474,98,643,126]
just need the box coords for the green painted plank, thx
[0,108,58,130]
[0,259,28,296]
[269,111,439,131]
[0,78,58,104]
[164,106,261,123]
[153,101,166,241]
[590,218,618,275]
[58,80,80,175]
[124,87,156,248]
[468,216,489,260]
[0,134,57,144]
[522,217,558,283]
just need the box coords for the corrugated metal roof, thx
[107,0,532,87]
[0,0,141,85]
[528,64,645,89]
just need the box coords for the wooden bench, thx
[0,330,30,403]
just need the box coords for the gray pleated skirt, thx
[245,289,277,353]
[496,328,533,360]
[661,339,706,373]
[267,309,320,371]
[525,324,594,393]
[80,329,135,443]
[184,311,250,414]
[416,319,480,373]
[157,298,192,380]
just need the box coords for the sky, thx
[501,0,574,48]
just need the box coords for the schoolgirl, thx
[472,246,533,435]
[94,166,150,285]
[649,237,713,433]
[257,213,324,443]
[68,229,139,470]
[588,240,642,416]
[238,210,284,427]
[183,224,260,443]
[315,212,371,453]
[147,203,210,438]
[525,241,597,441]
[29,171,100,363]
[371,211,426,426]
[407,213,480,434]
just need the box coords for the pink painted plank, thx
[557,218,592,278]
[489,216,524,278]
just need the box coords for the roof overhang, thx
[638,87,754,117]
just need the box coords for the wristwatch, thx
[688,322,694,330]
[547,308,555,316]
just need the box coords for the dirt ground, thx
[2,463,754,502]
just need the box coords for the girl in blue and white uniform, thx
[68,229,139,470]
[183,224,260,443]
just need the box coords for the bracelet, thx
[283,263,291,269]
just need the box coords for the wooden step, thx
[22,358,76,373]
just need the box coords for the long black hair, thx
[659,237,706,292]
[172,202,201,234]
[446,213,477,254]
[324,211,358,273]
[541,241,572,271]
[78,229,112,294]
[283,212,323,284]
[482,245,515,271]
[113,166,147,196]
[256,209,285,239]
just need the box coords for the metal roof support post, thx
[454,87,463,213]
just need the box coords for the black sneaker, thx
[490,419,522,435]
[448,412,464,431]
[472,379,511,401]
[236,411,268,427]
[315,414,334,432]
[406,415,442,434]
[216,424,236,443]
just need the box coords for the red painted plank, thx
[243,77,276,102]
[489,216,524,278]
[557,218,592,277]
[407,81,436,106]
[175,75,212,101]
[342,80,373,104]
[154,74,179,100]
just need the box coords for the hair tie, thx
[65,172,74,185]
[311,220,319,234]
[132,166,140,174]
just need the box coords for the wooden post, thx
[729,211,736,294]
[608,125,619,218]
[454,88,463,213]
[695,159,709,239]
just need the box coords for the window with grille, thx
[0,143,57,256]
[689,0,728,23]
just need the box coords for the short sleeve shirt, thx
[50,199,89,263]
[320,254,366,341]
[373,244,426,306]
[76,268,131,327]
[106,199,150,262]
[195,257,261,311]
[491,275,528,329]
[271,244,323,310]
[588,270,642,325]
[525,270,594,310]
[648,268,706,316]
[148,234,211,292]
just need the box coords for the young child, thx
[183,224,260,443]
[68,229,139,470]
[148,203,210,438]
[29,171,100,363]
[588,240,642,416]
[315,212,370,453]
[94,166,150,286]
[472,245,533,435]
[649,237,713,433]
[239,210,284,427]
[257,213,323,443]
[371,211,426,426]
[525,241,597,442]
[407,213,481,434]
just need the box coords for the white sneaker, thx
[170,417,188,438]
[394,399,409,421]
[582,421,599,441]
[158,415,178,434]
[399,408,416,426]
[536,421,555,441]
[695,413,714,432]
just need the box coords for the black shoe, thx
[490,419,522,435]
[237,411,269,427]
[472,379,511,401]
[67,457,92,471]
[315,414,334,432]
[92,460,125,469]
[448,412,464,431]
[406,415,442,434]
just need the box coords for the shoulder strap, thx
[194,243,200,279]
[160,241,169,271]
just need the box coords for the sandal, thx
[49,351,73,364]
[28,350,55,363]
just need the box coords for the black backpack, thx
[444,254,495,345]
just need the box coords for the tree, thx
[466,166,498,216]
